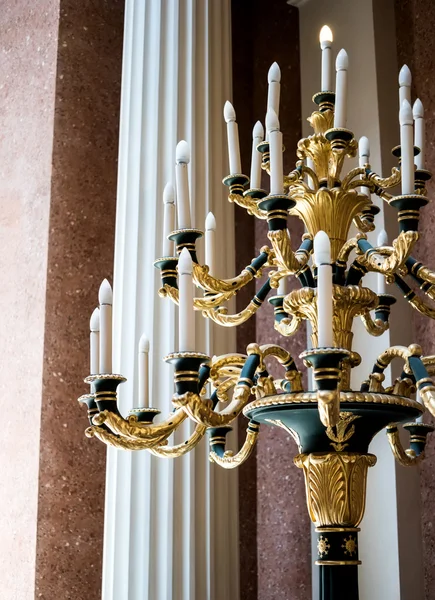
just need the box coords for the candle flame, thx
[319,25,333,44]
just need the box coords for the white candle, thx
[334,49,349,129]
[306,157,315,187]
[319,25,333,92]
[267,62,281,117]
[90,307,100,375]
[178,247,195,352]
[358,136,371,198]
[205,212,216,276]
[162,182,175,256]
[250,121,264,189]
[278,273,288,296]
[266,109,283,195]
[98,279,113,373]
[175,140,191,229]
[416,388,424,423]
[223,101,242,175]
[399,99,415,195]
[399,64,412,107]
[377,229,388,295]
[314,231,333,347]
[413,98,425,170]
[138,333,150,408]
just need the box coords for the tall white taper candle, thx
[266,109,283,195]
[399,99,415,195]
[334,49,349,129]
[314,231,334,347]
[162,182,175,256]
[175,140,191,229]
[319,25,333,92]
[205,212,216,276]
[99,279,113,373]
[267,62,281,117]
[399,64,412,106]
[224,101,242,175]
[178,247,195,352]
[90,307,100,375]
[377,229,388,295]
[413,98,425,170]
[278,272,288,296]
[138,334,150,408]
[250,121,264,189]
[358,136,371,198]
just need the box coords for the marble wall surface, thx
[34,2,124,599]
[395,2,435,597]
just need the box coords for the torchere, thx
[79,25,435,600]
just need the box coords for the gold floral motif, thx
[326,412,361,451]
[342,535,357,556]
[294,452,377,527]
[317,535,331,558]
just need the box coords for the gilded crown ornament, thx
[79,24,435,600]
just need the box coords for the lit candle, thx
[250,121,264,189]
[178,247,195,352]
[223,101,242,175]
[175,140,191,229]
[205,212,216,276]
[399,64,412,107]
[162,182,175,256]
[377,229,388,295]
[267,62,281,117]
[413,98,425,170]
[358,136,370,198]
[138,333,150,408]
[314,231,333,347]
[98,279,113,373]
[334,49,349,129]
[266,108,283,195]
[89,307,100,375]
[319,25,333,92]
[399,99,415,195]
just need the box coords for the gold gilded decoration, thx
[326,412,361,451]
[268,228,307,274]
[209,423,260,469]
[360,310,389,336]
[342,535,357,557]
[386,425,426,466]
[294,452,377,527]
[357,230,419,275]
[317,535,331,558]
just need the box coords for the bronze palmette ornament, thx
[79,26,435,600]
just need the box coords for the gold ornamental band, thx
[315,560,362,566]
[210,437,227,444]
[94,390,117,398]
[315,527,360,533]
[175,376,199,383]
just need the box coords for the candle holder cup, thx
[389,194,428,232]
[154,257,179,289]
[84,374,127,416]
[222,174,249,196]
[168,228,203,263]
[313,91,335,112]
[258,195,296,231]
[164,351,210,395]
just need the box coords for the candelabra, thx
[79,25,435,600]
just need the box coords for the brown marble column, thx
[0,2,123,599]
[34,2,124,599]
[395,3,435,598]
[232,1,311,598]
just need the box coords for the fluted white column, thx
[103,2,238,599]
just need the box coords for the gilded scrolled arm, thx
[268,228,309,275]
[386,425,425,466]
[357,231,419,275]
[353,214,375,233]
[93,407,187,440]
[228,192,267,219]
[159,283,235,310]
[360,310,389,336]
[366,167,401,190]
[202,280,272,327]
[274,314,302,337]
[341,166,365,190]
[149,423,208,458]
[85,426,170,450]
[394,274,435,320]
[209,422,260,469]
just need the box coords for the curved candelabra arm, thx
[357,231,419,275]
[192,247,272,294]
[341,166,365,190]
[209,421,260,469]
[394,274,435,320]
[159,283,238,311]
[85,425,170,450]
[360,310,389,336]
[286,165,319,191]
[228,192,268,219]
[365,167,402,190]
[268,229,311,275]
[274,314,302,337]
[202,280,272,328]
[406,256,435,290]
[93,407,187,440]
[148,423,208,458]
[386,423,433,467]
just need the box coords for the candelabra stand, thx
[79,83,435,599]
